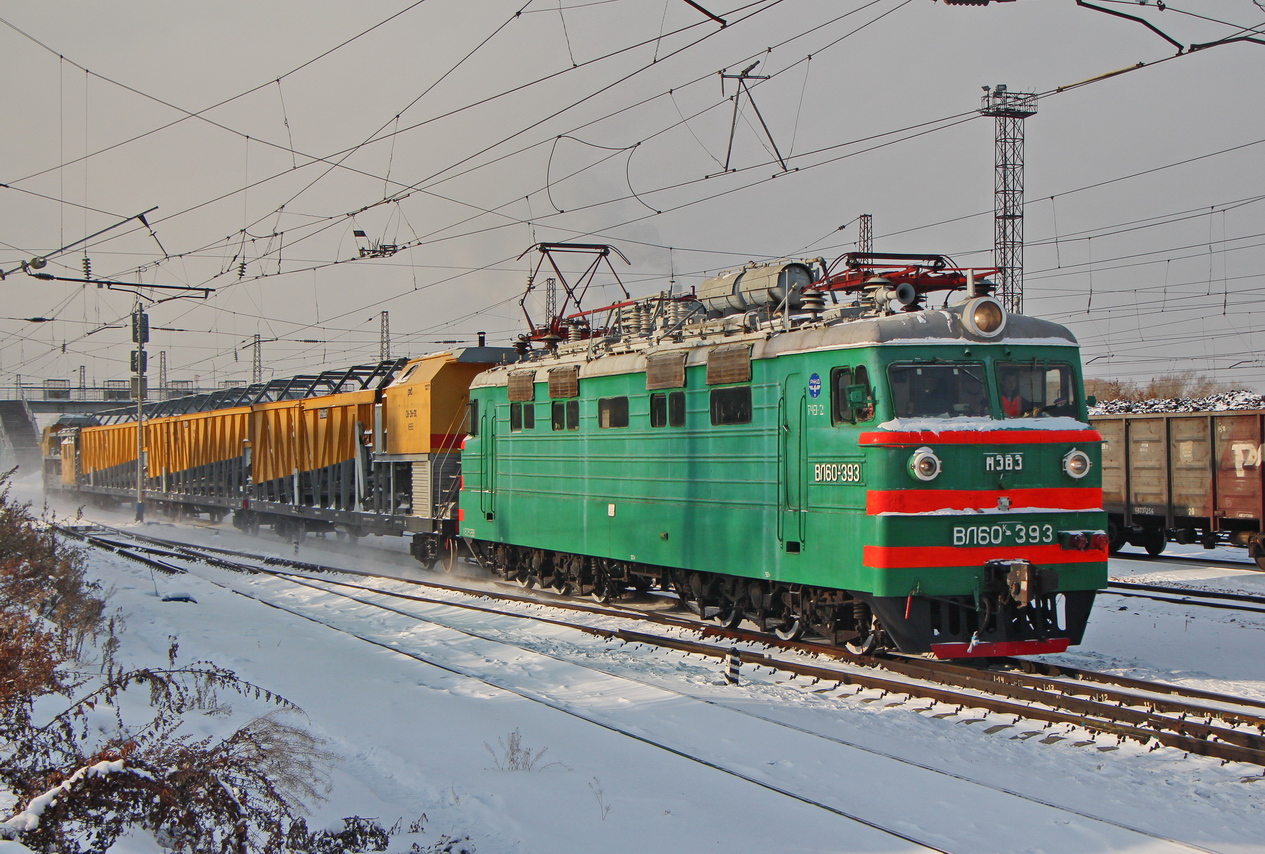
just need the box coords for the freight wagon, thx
[1093,410,1265,568]
[44,348,514,553]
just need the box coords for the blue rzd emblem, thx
[808,373,822,398]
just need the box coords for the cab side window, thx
[831,366,874,424]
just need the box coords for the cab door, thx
[478,403,498,521]
[780,373,806,551]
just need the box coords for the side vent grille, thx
[507,372,536,402]
[646,352,686,390]
[706,344,751,385]
[548,366,580,399]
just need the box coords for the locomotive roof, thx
[472,305,1078,388]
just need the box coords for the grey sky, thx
[2,0,1262,392]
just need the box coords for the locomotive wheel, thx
[772,616,804,642]
[716,598,744,629]
[1141,530,1166,557]
[845,621,881,655]
[716,579,745,629]
[1106,522,1126,554]
[844,603,880,655]
[590,561,613,604]
[670,571,702,616]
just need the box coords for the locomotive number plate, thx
[813,462,863,483]
[984,452,1023,472]
[952,522,1054,547]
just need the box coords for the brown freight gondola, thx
[1093,410,1265,568]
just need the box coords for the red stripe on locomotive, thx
[866,487,1101,514]
[860,429,1102,446]
[864,543,1106,569]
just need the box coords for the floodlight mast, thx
[980,85,1036,315]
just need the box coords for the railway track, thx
[1106,580,1265,614]
[57,522,1265,773]
[1113,550,1262,572]
[56,522,1236,853]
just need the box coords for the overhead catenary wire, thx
[2,0,1265,382]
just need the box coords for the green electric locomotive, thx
[459,250,1107,657]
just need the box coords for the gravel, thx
[1089,390,1265,414]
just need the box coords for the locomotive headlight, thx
[1063,448,1091,479]
[962,296,1006,338]
[909,447,942,482]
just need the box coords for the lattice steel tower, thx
[980,85,1036,314]
[858,214,873,263]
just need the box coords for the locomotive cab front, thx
[844,303,1107,657]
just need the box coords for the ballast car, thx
[43,348,514,552]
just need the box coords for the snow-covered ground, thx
[17,481,1265,853]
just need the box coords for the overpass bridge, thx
[0,380,226,415]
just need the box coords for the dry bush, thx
[1087,371,1229,403]
[3,661,337,853]
[0,608,66,729]
[0,477,106,654]
[484,729,564,772]
[0,476,344,853]
[1084,377,1138,401]
[1140,370,1228,400]
[285,815,392,853]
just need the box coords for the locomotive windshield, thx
[998,362,1079,419]
[888,363,990,418]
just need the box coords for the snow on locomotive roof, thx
[473,306,1077,388]
[761,309,1076,359]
